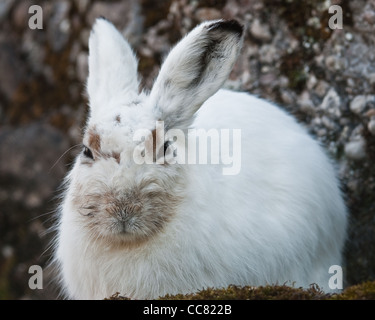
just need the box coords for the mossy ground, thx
[331,281,375,300]
[107,281,375,300]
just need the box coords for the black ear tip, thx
[207,20,244,37]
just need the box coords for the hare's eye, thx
[163,140,177,159]
[164,141,171,156]
[83,146,94,160]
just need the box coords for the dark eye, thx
[83,146,94,160]
[163,140,177,159]
[164,141,171,156]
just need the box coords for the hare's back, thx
[196,89,306,136]
[194,88,346,235]
[196,89,326,168]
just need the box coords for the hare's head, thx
[64,18,244,246]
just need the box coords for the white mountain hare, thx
[54,18,347,299]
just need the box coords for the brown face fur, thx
[86,127,120,164]
[71,123,186,248]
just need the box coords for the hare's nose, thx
[119,220,128,233]
[118,210,129,221]
[113,202,142,221]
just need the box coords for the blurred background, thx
[0,0,374,299]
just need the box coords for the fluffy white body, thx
[55,19,347,299]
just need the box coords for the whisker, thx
[28,210,56,222]
[49,144,82,173]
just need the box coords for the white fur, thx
[54,19,347,299]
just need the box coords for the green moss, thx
[279,52,308,93]
[106,281,375,300]
[331,281,375,300]
[161,284,329,300]
[163,284,329,300]
[0,254,16,300]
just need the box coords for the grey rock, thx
[344,138,367,161]
[365,108,375,118]
[298,91,315,114]
[316,128,328,137]
[87,0,143,47]
[259,72,277,87]
[21,32,46,75]
[47,0,72,52]
[195,8,221,22]
[364,10,375,25]
[280,89,295,105]
[12,0,33,29]
[325,55,347,71]
[306,74,318,90]
[338,126,351,143]
[0,123,70,209]
[367,73,375,85]
[320,88,342,118]
[350,95,371,114]
[0,39,28,100]
[350,124,365,139]
[250,19,272,41]
[314,80,330,98]
[321,115,337,130]
[0,0,15,23]
[311,116,322,127]
[345,33,354,42]
[76,51,88,83]
[1,245,14,259]
[278,76,289,88]
[259,44,279,64]
[347,178,359,192]
[75,0,90,14]
[80,28,90,48]
[368,118,375,135]
[350,95,366,114]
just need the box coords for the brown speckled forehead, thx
[85,126,120,164]
[88,126,101,152]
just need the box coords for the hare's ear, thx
[149,20,244,129]
[87,18,139,118]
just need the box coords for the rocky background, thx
[0,0,374,299]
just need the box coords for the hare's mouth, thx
[97,216,161,247]
[111,217,138,235]
[111,219,129,235]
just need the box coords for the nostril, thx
[117,220,127,234]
